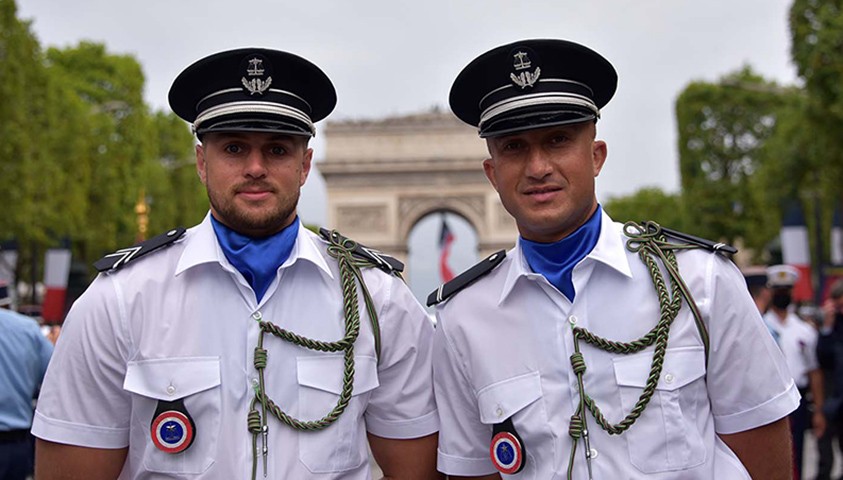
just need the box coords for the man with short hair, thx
[430,39,798,479]
[0,282,53,480]
[32,48,440,480]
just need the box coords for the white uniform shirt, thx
[763,310,819,389]
[433,211,799,479]
[33,214,438,479]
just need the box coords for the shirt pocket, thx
[297,355,379,473]
[476,371,552,479]
[613,346,707,474]
[123,357,221,475]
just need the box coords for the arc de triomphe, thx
[317,109,518,267]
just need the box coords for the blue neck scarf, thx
[210,216,299,303]
[520,206,602,302]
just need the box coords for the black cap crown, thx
[169,48,336,138]
[450,39,617,138]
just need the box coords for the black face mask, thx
[772,291,793,309]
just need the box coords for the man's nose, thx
[244,150,268,178]
[525,150,552,179]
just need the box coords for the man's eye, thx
[224,144,242,154]
[550,135,569,144]
[503,141,522,151]
[269,146,286,155]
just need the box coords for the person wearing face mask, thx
[764,264,826,479]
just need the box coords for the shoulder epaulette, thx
[94,227,187,272]
[653,224,738,255]
[427,250,506,307]
[319,228,404,275]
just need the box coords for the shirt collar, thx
[497,209,633,305]
[175,212,334,279]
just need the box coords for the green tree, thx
[145,111,207,234]
[46,42,156,264]
[0,0,66,289]
[788,0,843,270]
[603,187,687,231]
[675,67,800,256]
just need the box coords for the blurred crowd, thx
[745,266,843,480]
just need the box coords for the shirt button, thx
[252,311,262,321]
[166,384,176,395]
[251,378,259,388]
[664,373,675,384]
[568,315,578,325]
[496,406,504,418]
[589,448,599,459]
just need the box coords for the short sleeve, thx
[31,274,133,448]
[703,256,800,434]
[432,314,498,476]
[364,275,439,439]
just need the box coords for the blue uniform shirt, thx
[0,309,53,430]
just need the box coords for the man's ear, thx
[300,148,313,186]
[196,144,207,185]
[482,158,499,191]
[592,140,607,177]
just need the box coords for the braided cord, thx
[248,230,385,479]
[565,220,708,479]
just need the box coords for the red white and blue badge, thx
[150,399,195,454]
[490,418,526,474]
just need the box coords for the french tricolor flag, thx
[781,200,813,302]
[439,217,455,283]
[41,248,71,323]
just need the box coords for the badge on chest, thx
[150,398,196,454]
[490,417,527,474]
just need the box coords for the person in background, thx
[744,265,773,315]
[816,279,843,480]
[0,282,53,480]
[764,264,826,479]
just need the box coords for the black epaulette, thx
[654,224,738,255]
[94,227,187,272]
[319,228,404,275]
[427,250,506,307]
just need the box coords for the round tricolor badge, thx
[490,431,525,474]
[151,410,194,454]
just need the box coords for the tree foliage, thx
[788,0,843,269]
[603,188,687,231]
[675,67,801,255]
[0,0,204,289]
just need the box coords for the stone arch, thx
[318,109,517,268]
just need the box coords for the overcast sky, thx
[15,0,800,304]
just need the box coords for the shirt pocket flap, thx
[477,371,543,424]
[123,357,221,400]
[297,355,379,396]
[613,346,706,391]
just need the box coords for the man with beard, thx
[31,48,440,480]
[764,264,825,479]
[429,39,798,479]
